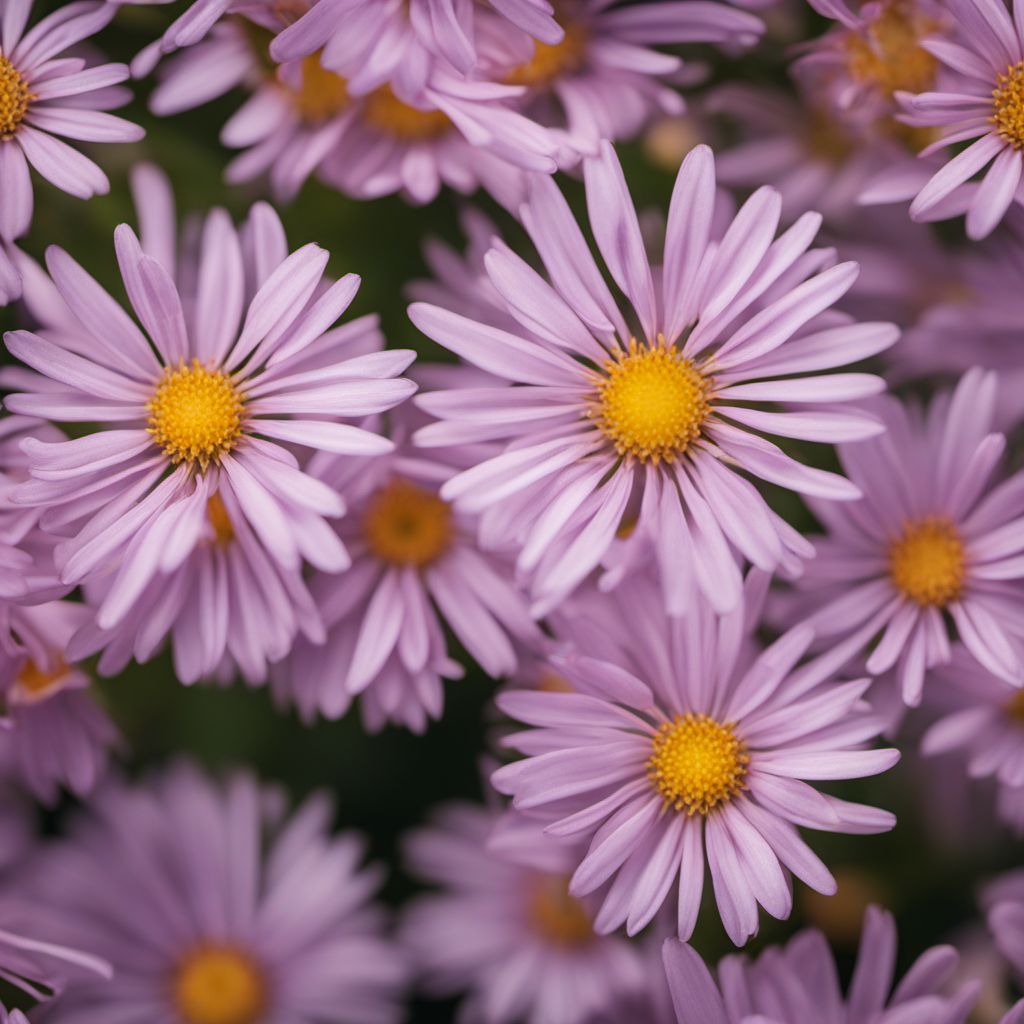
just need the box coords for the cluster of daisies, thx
[1,0,1024,1020]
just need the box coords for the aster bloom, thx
[269,0,564,97]
[401,803,648,1024]
[411,142,895,617]
[3,203,417,678]
[790,368,1024,706]
[0,0,143,274]
[661,905,1023,1024]
[895,0,1024,239]
[478,0,764,158]
[272,403,541,733]
[27,762,407,1023]
[987,869,1024,982]
[492,574,899,946]
[0,600,117,804]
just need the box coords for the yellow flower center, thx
[291,53,350,122]
[888,517,966,607]
[992,61,1024,148]
[362,86,451,140]
[147,361,245,470]
[505,19,589,87]
[0,55,31,139]
[174,946,266,1024]
[592,340,710,464]
[15,659,68,697]
[206,494,235,546]
[844,0,938,97]
[805,111,856,163]
[362,478,453,567]
[647,713,749,816]
[526,875,595,947]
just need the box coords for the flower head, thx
[789,368,1024,705]
[411,142,895,617]
[662,904,1018,1023]
[0,0,143,298]
[492,574,899,946]
[25,763,407,1023]
[3,167,417,684]
[401,803,648,1024]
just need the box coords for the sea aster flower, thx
[478,0,764,158]
[0,600,117,804]
[271,401,541,733]
[401,803,648,1024]
[491,573,899,946]
[896,0,1024,238]
[662,904,1021,1024]
[269,0,563,95]
[410,142,896,617]
[921,646,1024,822]
[41,166,369,685]
[789,367,1024,706]
[0,0,143,300]
[2,204,417,678]
[27,762,407,1023]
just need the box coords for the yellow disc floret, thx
[647,713,749,816]
[0,56,31,139]
[363,478,453,568]
[592,339,710,463]
[844,0,938,97]
[174,946,266,1024]
[292,53,350,122]
[992,61,1024,148]
[505,20,589,87]
[888,516,966,607]
[148,360,245,470]
[526,875,595,947]
[363,86,451,140]
[1005,689,1024,723]
[206,494,236,547]
[14,659,68,698]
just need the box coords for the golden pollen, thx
[888,517,966,607]
[992,61,1024,148]
[526,875,595,948]
[206,494,235,547]
[292,53,350,122]
[844,1,938,96]
[505,20,589,87]
[147,361,245,470]
[363,478,453,568]
[15,659,68,698]
[0,56,31,139]
[647,713,749,816]
[593,339,710,463]
[362,86,451,140]
[174,946,266,1024]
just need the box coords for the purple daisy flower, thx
[789,367,1024,706]
[272,400,541,733]
[27,762,407,1023]
[491,573,899,946]
[921,646,1024,821]
[401,803,648,1024]
[0,600,118,805]
[662,904,1023,1024]
[269,0,563,96]
[2,185,417,678]
[896,0,1024,238]
[0,0,143,298]
[410,142,896,617]
[477,0,764,159]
